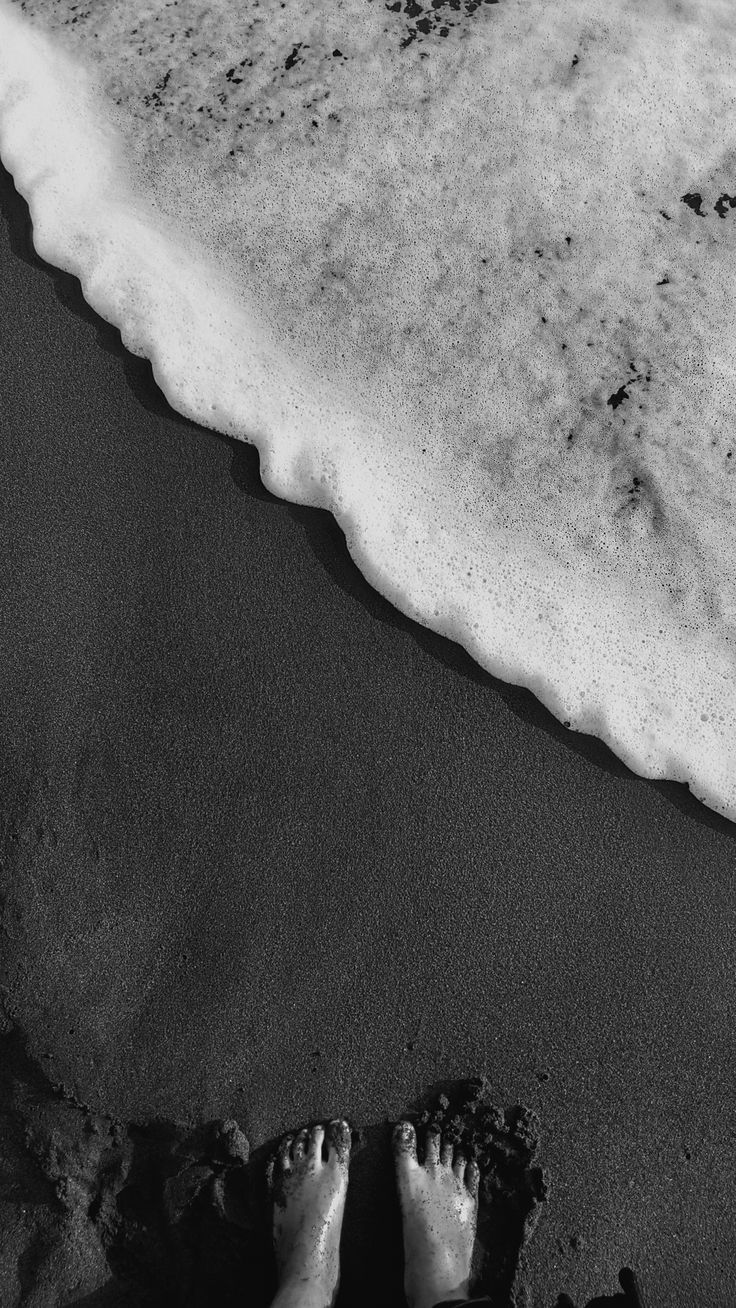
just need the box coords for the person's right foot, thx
[267,1119,351,1308]
[393,1119,480,1308]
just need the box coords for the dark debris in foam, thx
[382,0,499,51]
[606,364,651,413]
[14,0,505,151]
[681,190,736,219]
[15,0,320,142]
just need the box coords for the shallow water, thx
[2,0,736,817]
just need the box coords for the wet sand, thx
[1,158,735,1306]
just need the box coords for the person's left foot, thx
[267,1119,351,1308]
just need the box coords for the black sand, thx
[1,157,735,1306]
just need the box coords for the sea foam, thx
[2,0,736,819]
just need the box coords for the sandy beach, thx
[1,156,735,1306]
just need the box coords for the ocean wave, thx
[2,0,736,818]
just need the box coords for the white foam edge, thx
[1,2,734,824]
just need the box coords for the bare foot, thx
[393,1119,480,1308]
[267,1119,351,1308]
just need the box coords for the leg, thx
[267,1118,351,1308]
[393,1119,480,1308]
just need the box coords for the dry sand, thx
[1,158,735,1306]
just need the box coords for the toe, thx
[424,1125,441,1168]
[308,1123,325,1163]
[452,1147,467,1178]
[293,1129,308,1162]
[392,1120,418,1168]
[326,1118,352,1166]
[279,1130,294,1171]
[465,1159,480,1199]
[440,1133,454,1167]
[278,1134,293,1173]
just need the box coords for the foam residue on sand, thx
[2,0,736,818]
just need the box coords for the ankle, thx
[410,1278,471,1308]
[271,1273,333,1308]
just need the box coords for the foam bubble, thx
[2,0,736,817]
